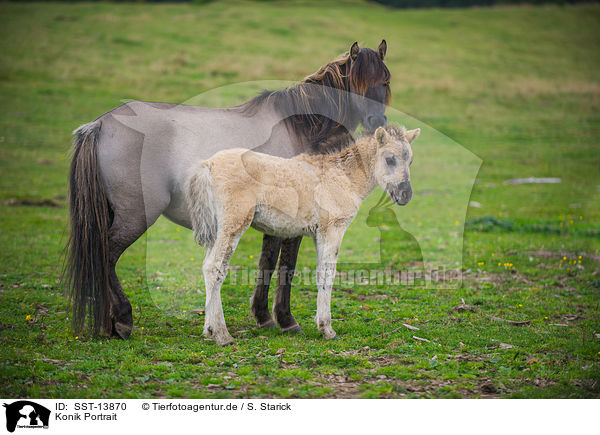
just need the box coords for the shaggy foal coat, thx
[187,126,419,345]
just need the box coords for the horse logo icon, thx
[3,401,50,432]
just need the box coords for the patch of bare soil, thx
[368,355,414,367]
[509,249,600,263]
[4,198,61,208]
[308,375,508,398]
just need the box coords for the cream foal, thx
[186,125,419,345]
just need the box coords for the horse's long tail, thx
[63,120,112,336]
[186,164,217,247]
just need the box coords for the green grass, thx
[1,1,599,398]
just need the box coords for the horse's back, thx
[91,101,279,229]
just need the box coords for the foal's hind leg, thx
[202,230,247,346]
[273,236,302,333]
[250,234,281,328]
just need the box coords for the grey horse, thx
[64,41,391,339]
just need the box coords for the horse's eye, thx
[385,156,397,167]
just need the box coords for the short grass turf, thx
[0,1,599,398]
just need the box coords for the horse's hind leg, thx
[273,236,302,333]
[250,234,281,328]
[107,212,156,339]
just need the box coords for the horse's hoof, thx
[257,319,276,329]
[113,322,132,340]
[281,324,302,335]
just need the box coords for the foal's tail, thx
[62,120,112,336]
[186,164,217,247]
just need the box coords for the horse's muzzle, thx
[364,114,387,132]
[388,182,412,206]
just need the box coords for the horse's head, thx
[347,40,390,132]
[373,125,420,206]
[242,42,392,149]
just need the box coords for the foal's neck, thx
[326,136,379,199]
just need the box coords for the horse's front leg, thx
[250,234,281,328]
[314,227,345,340]
[273,236,302,333]
[202,233,242,346]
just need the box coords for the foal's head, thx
[373,125,420,206]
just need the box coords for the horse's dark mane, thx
[235,48,390,153]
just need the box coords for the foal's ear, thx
[350,42,360,61]
[377,39,387,60]
[406,128,421,144]
[375,126,388,144]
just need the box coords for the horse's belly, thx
[162,194,193,229]
[251,206,315,238]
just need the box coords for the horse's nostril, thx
[368,115,387,128]
[367,115,386,129]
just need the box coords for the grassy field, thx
[0,1,599,398]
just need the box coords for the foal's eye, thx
[385,156,397,167]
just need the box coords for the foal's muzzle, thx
[388,182,412,206]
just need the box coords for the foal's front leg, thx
[202,233,242,346]
[314,227,346,340]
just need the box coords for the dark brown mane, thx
[235,48,390,153]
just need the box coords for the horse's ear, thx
[406,128,420,144]
[378,39,387,60]
[350,42,360,61]
[375,126,388,144]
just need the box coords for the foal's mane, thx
[236,48,390,153]
[315,124,406,178]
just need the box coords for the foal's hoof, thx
[112,322,133,340]
[216,336,235,347]
[322,332,338,340]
